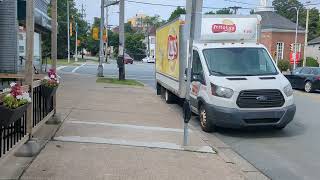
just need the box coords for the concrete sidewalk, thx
[21,73,246,180]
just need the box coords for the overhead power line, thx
[224,0,258,6]
[125,0,253,10]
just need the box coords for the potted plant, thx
[0,83,31,127]
[41,68,59,99]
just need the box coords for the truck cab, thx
[190,42,295,132]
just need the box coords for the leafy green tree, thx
[125,33,146,61]
[168,7,186,22]
[43,0,89,59]
[272,0,320,40]
[205,8,233,15]
[216,8,233,14]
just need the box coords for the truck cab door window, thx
[192,50,205,85]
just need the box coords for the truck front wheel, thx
[199,104,216,132]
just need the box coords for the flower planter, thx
[0,103,29,127]
[41,86,58,99]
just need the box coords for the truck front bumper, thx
[206,104,296,128]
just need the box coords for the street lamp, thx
[288,6,301,70]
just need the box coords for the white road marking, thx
[67,120,192,133]
[57,66,67,71]
[54,136,214,153]
[71,63,86,73]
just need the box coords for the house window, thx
[19,34,24,40]
[293,43,301,53]
[19,46,24,53]
[276,42,284,60]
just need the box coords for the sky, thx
[75,0,316,27]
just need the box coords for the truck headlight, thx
[211,83,234,98]
[283,84,293,97]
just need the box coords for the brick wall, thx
[260,31,305,61]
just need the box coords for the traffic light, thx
[70,22,73,37]
[290,43,294,52]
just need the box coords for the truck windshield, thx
[202,48,278,76]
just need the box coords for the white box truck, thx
[155,15,296,132]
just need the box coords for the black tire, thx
[164,89,175,104]
[304,81,314,93]
[199,104,216,132]
[156,83,161,95]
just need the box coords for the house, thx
[0,0,51,73]
[143,27,156,58]
[306,37,320,62]
[255,1,305,64]
[127,14,147,29]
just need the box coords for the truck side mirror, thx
[191,73,203,82]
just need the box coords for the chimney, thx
[255,0,274,12]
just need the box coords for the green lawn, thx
[96,78,144,87]
[46,58,87,66]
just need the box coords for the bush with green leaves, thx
[277,60,290,72]
[306,57,319,67]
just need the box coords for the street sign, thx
[290,52,301,64]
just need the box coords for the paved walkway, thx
[21,73,245,180]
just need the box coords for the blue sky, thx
[75,0,315,26]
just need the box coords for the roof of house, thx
[308,37,320,45]
[256,11,305,31]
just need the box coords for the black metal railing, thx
[0,114,27,158]
[0,85,53,158]
[33,86,53,127]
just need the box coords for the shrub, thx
[306,57,319,67]
[277,60,290,72]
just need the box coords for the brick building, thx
[255,7,305,63]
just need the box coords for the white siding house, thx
[306,37,320,62]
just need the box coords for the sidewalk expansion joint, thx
[66,120,192,133]
[53,136,216,154]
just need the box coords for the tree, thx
[43,0,89,59]
[205,8,233,15]
[272,0,303,23]
[125,33,146,61]
[216,8,233,14]
[168,7,186,22]
[272,0,320,40]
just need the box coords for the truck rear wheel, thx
[199,104,216,132]
[156,83,161,95]
[164,89,175,104]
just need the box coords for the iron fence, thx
[0,85,53,158]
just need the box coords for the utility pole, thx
[51,0,58,114]
[67,0,70,63]
[303,8,309,67]
[97,0,105,77]
[294,8,299,69]
[105,2,109,62]
[183,0,203,146]
[118,0,125,80]
[75,22,78,62]
[228,6,241,14]
[147,22,150,57]
[25,0,35,139]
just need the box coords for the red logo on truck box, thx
[212,20,236,33]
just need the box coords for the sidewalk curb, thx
[191,128,271,180]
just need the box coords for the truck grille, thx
[237,89,285,108]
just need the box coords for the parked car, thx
[142,56,155,63]
[285,67,320,93]
[124,53,133,64]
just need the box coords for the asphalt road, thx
[58,62,320,180]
